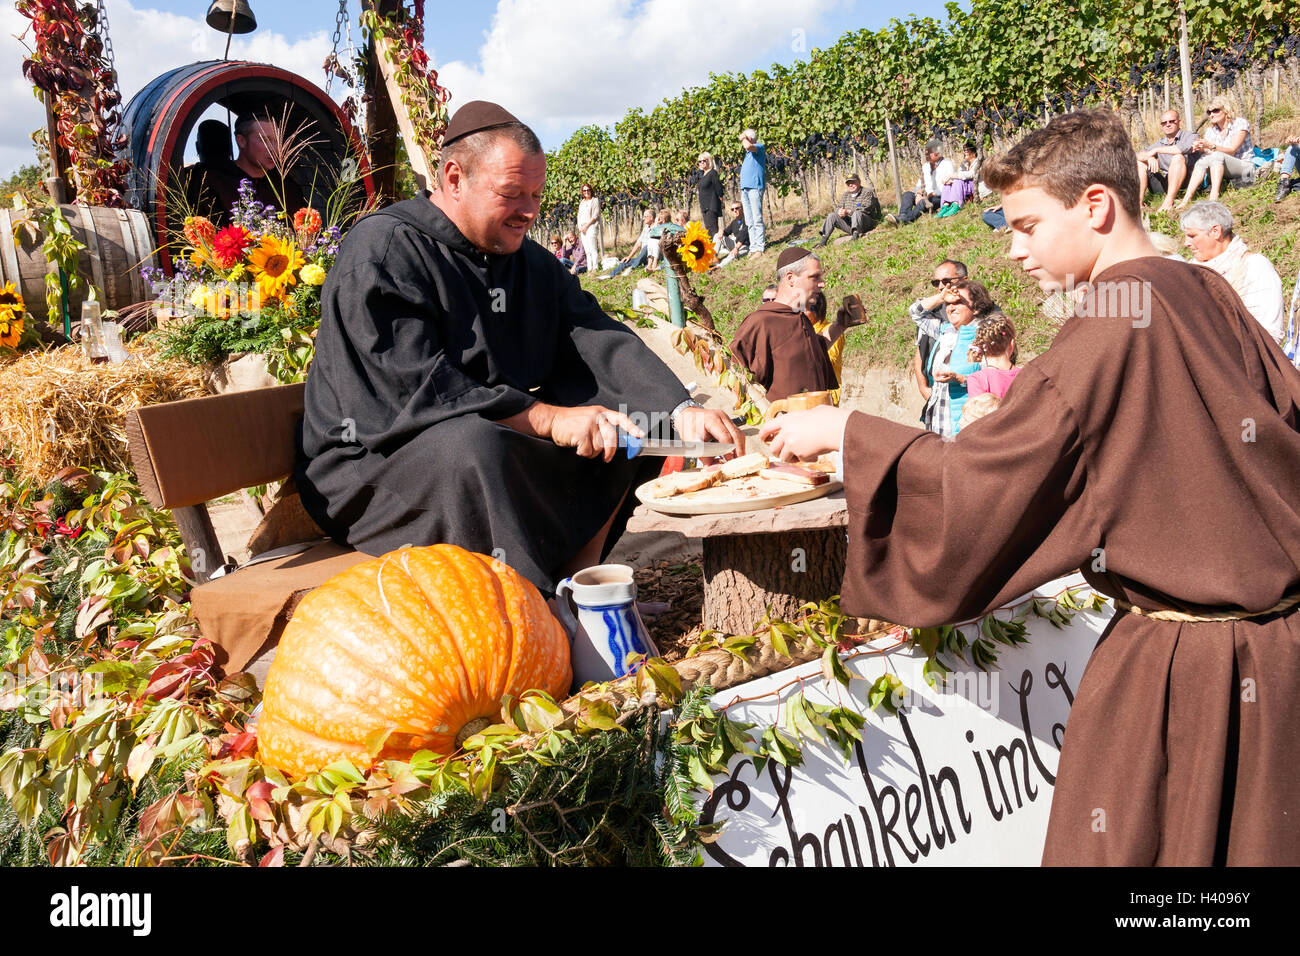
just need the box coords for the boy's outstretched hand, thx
[759,406,853,462]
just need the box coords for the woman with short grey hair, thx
[1180,201,1284,343]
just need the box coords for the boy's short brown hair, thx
[983,109,1141,220]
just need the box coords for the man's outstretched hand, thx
[759,406,853,462]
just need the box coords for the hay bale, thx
[0,344,206,483]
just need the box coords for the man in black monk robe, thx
[297,101,743,594]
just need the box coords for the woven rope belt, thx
[1113,590,1300,623]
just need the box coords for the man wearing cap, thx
[297,100,744,595]
[730,248,845,403]
[886,140,954,226]
[815,172,879,247]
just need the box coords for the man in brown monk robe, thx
[760,109,1300,866]
[730,248,845,403]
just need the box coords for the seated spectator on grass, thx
[887,140,954,225]
[561,230,587,275]
[1180,201,1285,344]
[965,313,1020,400]
[909,259,968,406]
[731,248,845,403]
[1275,135,1300,203]
[922,277,996,438]
[761,283,778,302]
[815,173,879,246]
[548,233,565,260]
[647,209,671,267]
[982,204,1008,231]
[671,209,689,228]
[600,208,656,280]
[716,201,750,267]
[938,142,980,216]
[1178,98,1255,208]
[1137,110,1200,214]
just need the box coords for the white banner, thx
[698,574,1113,867]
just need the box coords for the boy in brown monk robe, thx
[760,109,1300,866]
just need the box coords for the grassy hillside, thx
[583,172,1300,373]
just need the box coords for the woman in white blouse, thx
[1177,98,1255,208]
[577,183,602,275]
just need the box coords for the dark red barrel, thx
[121,60,374,271]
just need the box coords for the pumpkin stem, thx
[455,716,493,749]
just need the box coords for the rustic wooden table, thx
[625,491,849,634]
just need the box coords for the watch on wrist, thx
[670,399,702,436]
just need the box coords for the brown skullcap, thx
[776,246,811,272]
[443,100,522,147]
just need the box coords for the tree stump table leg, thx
[701,528,847,633]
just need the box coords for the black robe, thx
[297,196,688,594]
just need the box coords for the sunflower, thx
[247,236,305,300]
[677,221,717,273]
[0,281,24,348]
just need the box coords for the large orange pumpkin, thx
[256,544,571,777]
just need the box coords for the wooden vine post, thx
[364,0,400,205]
[372,30,434,192]
[658,238,716,333]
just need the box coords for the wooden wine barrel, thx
[0,205,157,324]
[121,60,374,273]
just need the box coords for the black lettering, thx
[823,818,852,866]
[987,738,1039,811]
[968,729,1004,821]
[854,740,918,865]
[698,759,752,867]
[769,760,821,866]
[929,765,973,840]
[898,709,966,851]
[856,805,881,867]
[1045,662,1075,749]
[1012,668,1057,786]
[843,812,865,866]
[904,784,931,856]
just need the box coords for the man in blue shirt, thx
[739,128,767,256]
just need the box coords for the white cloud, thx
[432,0,842,150]
[0,1,338,178]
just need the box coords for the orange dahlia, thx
[183,216,217,249]
[293,207,322,243]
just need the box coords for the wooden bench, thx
[125,383,369,684]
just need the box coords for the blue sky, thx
[1,0,965,176]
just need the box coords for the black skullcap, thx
[776,246,811,271]
[443,100,522,147]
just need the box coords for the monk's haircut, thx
[442,122,543,181]
[983,109,1141,221]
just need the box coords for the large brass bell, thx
[205,0,257,34]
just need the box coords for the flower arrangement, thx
[153,180,348,384]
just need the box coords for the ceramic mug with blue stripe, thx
[554,564,659,687]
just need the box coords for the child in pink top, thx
[965,313,1021,399]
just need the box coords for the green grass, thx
[584,175,1300,373]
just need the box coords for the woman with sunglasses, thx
[696,153,724,236]
[577,183,601,276]
[1177,98,1255,208]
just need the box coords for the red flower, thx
[54,518,82,539]
[211,225,253,269]
[292,207,322,243]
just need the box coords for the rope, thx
[671,634,824,692]
[1112,590,1300,623]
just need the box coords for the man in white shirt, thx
[600,208,657,280]
[887,140,955,225]
[1180,201,1285,344]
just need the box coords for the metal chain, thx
[95,0,117,80]
[326,0,348,95]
